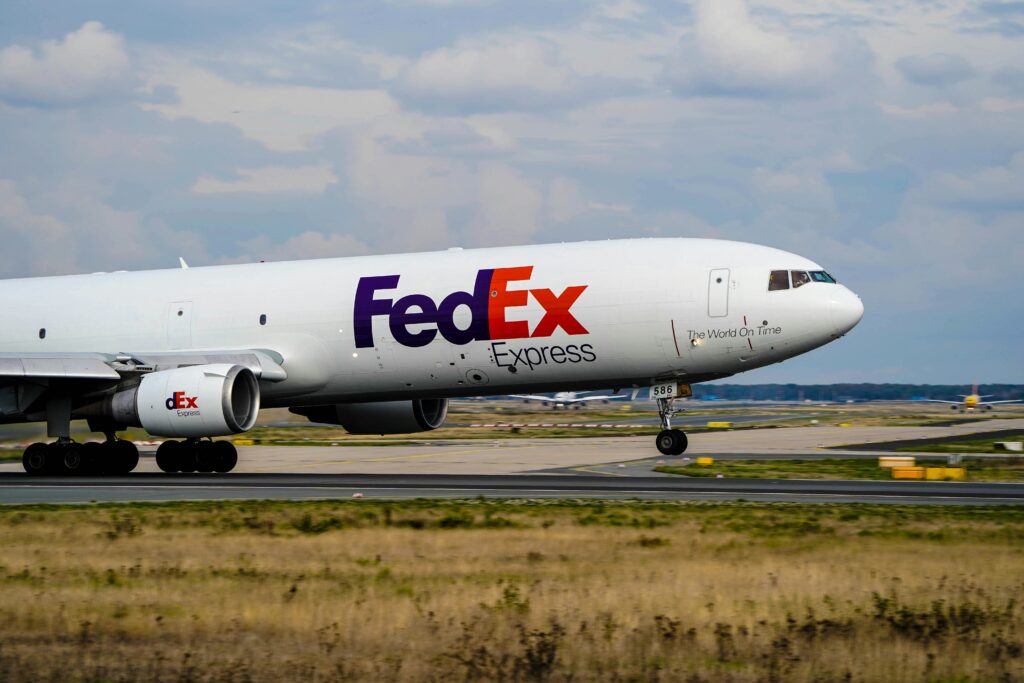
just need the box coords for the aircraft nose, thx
[828,286,864,336]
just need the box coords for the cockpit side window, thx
[810,271,836,283]
[768,270,790,291]
[791,271,811,288]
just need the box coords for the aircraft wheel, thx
[195,442,217,473]
[156,441,181,473]
[22,442,50,475]
[212,441,238,473]
[178,442,198,473]
[111,440,139,474]
[656,429,688,456]
[81,442,104,474]
[59,443,85,474]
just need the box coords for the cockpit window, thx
[810,271,836,283]
[768,270,790,291]
[791,271,811,288]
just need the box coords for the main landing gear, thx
[155,439,238,474]
[655,397,689,456]
[22,438,140,476]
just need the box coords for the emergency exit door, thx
[708,269,729,317]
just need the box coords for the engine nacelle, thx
[111,364,260,438]
[291,399,448,435]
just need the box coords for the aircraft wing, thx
[509,394,556,401]
[0,349,287,384]
[911,399,960,404]
[982,399,1023,405]
[0,349,287,422]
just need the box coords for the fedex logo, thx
[165,392,199,410]
[354,266,588,348]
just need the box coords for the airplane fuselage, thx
[0,238,863,408]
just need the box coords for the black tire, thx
[656,430,677,456]
[22,442,49,475]
[212,441,238,473]
[156,441,181,473]
[655,429,688,456]
[111,440,140,474]
[177,442,197,473]
[195,442,216,473]
[60,443,85,474]
[674,430,688,454]
[81,442,103,474]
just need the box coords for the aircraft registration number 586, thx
[650,382,692,400]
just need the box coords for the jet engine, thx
[108,363,260,438]
[291,399,448,434]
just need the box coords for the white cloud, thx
[598,1,647,22]
[920,151,1024,207]
[752,165,837,216]
[398,37,582,111]
[234,231,370,262]
[666,0,837,96]
[546,177,589,224]
[0,22,130,106]
[896,53,975,86]
[878,101,959,118]
[192,163,338,194]
[0,178,182,277]
[0,180,77,275]
[469,163,545,245]
[142,66,398,151]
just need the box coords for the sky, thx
[0,0,1021,384]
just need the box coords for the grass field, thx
[897,432,1024,454]
[656,457,1024,482]
[1,499,1022,682]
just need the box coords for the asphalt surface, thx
[2,472,1023,505]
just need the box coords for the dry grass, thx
[1,500,1023,682]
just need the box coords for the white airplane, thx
[0,238,862,474]
[917,384,1022,411]
[509,390,628,409]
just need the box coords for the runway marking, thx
[570,465,627,477]
[248,444,540,473]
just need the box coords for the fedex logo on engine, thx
[165,392,198,410]
[354,266,588,348]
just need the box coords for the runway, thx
[2,419,1022,505]
[2,472,1023,505]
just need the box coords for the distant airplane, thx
[510,391,629,409]
[918,385,1022,411]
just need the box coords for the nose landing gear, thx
[655,397,689,456]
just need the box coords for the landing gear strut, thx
[655,397,688,456]
[156,439,238,474]
[21,438,139,476]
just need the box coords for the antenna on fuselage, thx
[178,257,189,270]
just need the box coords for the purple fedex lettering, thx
[353,267,587,349]
[353,275,400,348]
[353,270,493,348]
[436,269,492,345]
